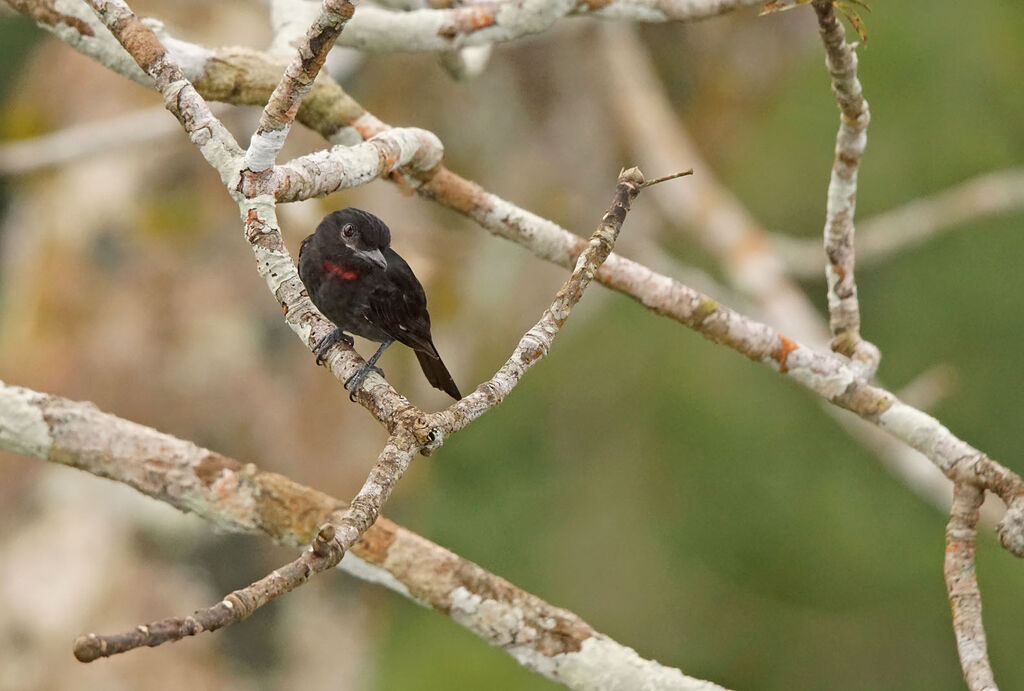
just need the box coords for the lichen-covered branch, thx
[269,126,443,202]
[244,0,354,172]
[0,380,725,688]
[372,0,765,23]
[276,0,765,54]
[6,3,1024,685]
[945,484,998,691]
[596,21,965,516]
[812,0,879,374]
[57,0,425,426]
[71,162,651,659]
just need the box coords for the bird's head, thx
[317,208,391,269]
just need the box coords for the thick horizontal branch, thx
[371,0,763,22]
[266,127,444,202]
[0,381,725,690]
[275,0,765,53]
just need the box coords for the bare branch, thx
[945,484,998,691]
[0,106,190,175]
[812,0,879,374]
[597,22,824,344]
[776,167,1024,277]
[324,0,767,52]
[595,21,967,514]
[80,0,243,176]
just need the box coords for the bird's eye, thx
[341,223,355,238]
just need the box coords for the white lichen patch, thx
[776,349,855,399]
[448,587,531,648]
[0,383,53,458]
[252,245,298,301]
[878,401,974,471]
[246,127,292,172]
[509,635,727,691]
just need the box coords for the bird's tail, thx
[415,349,462,400]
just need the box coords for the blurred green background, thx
[1,1,1022,690]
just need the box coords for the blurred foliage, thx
[1,1,1023,690]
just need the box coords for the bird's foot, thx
[344,364,385,402]
[314,328,354,366]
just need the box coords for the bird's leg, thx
[345,339,393,401]
[314,327,354,366]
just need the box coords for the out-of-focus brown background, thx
[1,2,1023,689]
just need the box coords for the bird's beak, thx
[356,248,387,269]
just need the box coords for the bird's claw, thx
[344,365,385,402]
[314,329,354,366]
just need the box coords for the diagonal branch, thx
[812,0,879,375]
[426,167,655,434]
[0,379,726,688]
[945,483,998,691]
[65,166,663,659]
[72,429,418,662]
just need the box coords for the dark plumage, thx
[298,208,461,401]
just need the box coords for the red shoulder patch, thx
[323,260,358,281]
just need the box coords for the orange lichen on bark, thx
[774,334,799,373]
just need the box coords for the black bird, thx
[298,208,461,401]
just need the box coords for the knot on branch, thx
[997,496,1024,558]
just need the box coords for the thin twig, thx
[945,484,998,691]
[639,168,694,188]
[430,166,649,434]
[73,430,418,661]
[812,0,879,375]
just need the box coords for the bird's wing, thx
[363,249,439,356]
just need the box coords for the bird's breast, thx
[322,259,358,281]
